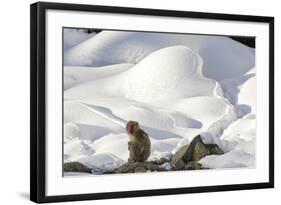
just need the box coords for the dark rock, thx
[173,159,186,170]
[192,136,210,161]
[184,161,203,170]
[135,166,146,173]
[63,162,92,173]
[114,161,166,174]
[171,135,224,169]
[155,157,171,165]
[205,144,224,155]
[171,145,188,165]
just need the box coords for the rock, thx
[192,136,210,161]
[171,135,224,169]
[205,144,224,155]
[173,159,186,170]
[63,162,92,173]
[135,166,146,173]
[171,145,188,165]
[114,161,166,174]
[184,161,203,170]
[63,135,224,175]
[114,163,133,173]
[159,162,172,170]
[154,157,171,165]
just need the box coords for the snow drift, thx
[64,30,255,80]
[65,46,222,102]
[64,28,96,51]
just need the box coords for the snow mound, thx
[91,133,129,161]
[64,28,95,51]
[64,101,125,131]
[221,73,256,115]
[65,31,255,80]
[65,46,221,102]
[170,96,236,131]
[64,63,133,90]
[64,122,117,142]
[199,148,255,168]
[199,113,255,168]
[64,138,95,160]
[123,46,218,102]
[78,153,125,173]
[221,113,256,145]
[237,75,256,112]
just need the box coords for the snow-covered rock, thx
[199,113,256,168]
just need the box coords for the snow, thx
[64,28,96,51]
[64,63,133,90]
[64,30,255,80]
[199,148,255,169]
[63,29,256,175]
[122,46,219,102]
[220,72,256,116]
[199,113,256,168]
[78,153,125,173]
[64,172,92,176]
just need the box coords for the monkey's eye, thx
[127,124,133,131]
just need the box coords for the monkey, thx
[126,121,151,163]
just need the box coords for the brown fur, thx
[126,121,151,162]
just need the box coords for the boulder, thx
[63,162,92,173]
[154,157,171,165]
[171,135,223,169]
[171,145,189,165]
[173,158,186,170]
[205,144,224,155]
[114,161,167,174]
[184,161,203,170]
[135,166,147,173]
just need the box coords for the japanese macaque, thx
[126,121,151,162]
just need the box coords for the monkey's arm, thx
[128,141,132,150]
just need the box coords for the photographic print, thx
[63,28,256,176]
[30,2,274,202]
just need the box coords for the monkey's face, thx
[126,121,139,135]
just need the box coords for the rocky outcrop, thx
[63,162,92,173]
[171,135,223,170]
[64,135,223,174]
[114,161,167,174]
[112,134,222,173]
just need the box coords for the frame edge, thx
[30,2,47,203]
[30,2,39,203]
[37,1,274,21]
[268,17,274,188]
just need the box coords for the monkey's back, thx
[129,130,151,162]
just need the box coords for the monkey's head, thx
[126,121,139,135]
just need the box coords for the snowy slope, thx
[199,113,256,168]
[64,28,96,51]
[64,63,133,90]
[63,30,256,174]
[65,46,222,101]
[65,31,255,80]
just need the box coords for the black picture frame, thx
[30,2,274,203]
